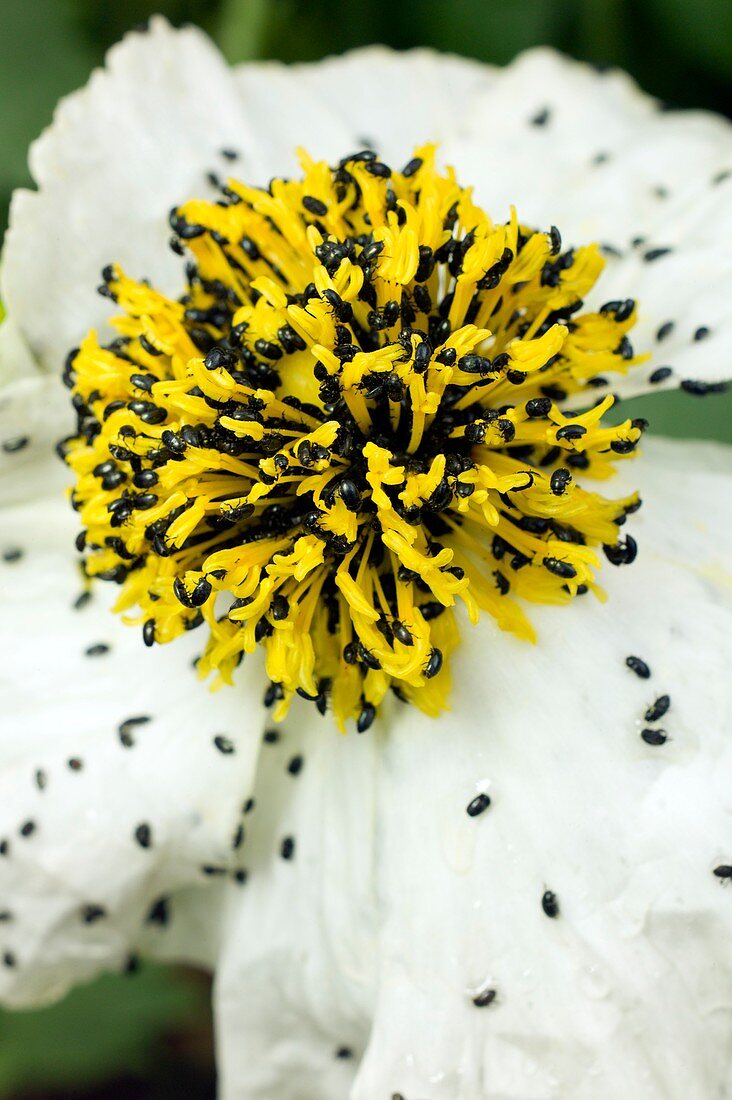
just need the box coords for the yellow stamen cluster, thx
[62,146,645,731]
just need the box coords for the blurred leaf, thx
[611,390,732,443]
[644,0,732,80]
[216,0,281,62]
[0,1,230,235]
[66,0,224,51]
[0,0,97,230]
[401,0,567,63]
[570,0,631,67]
[0,965,201,1097]
[217,0,567,63]
[217,0,386,62]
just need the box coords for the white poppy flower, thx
[1,17,731,1100]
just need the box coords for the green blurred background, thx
[0,1,729,1095]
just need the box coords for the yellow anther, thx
[64,146,643,731]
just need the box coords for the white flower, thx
[1,17,732,1099]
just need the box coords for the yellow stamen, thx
[62,146,646,732]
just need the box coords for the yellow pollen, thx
[62,145,646,732]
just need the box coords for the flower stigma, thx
[61,146,645,731]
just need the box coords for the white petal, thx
[0,17,261,373]
[442,48,732,398]
[0,315,40,390]
[0,374,72,507]
[212,438,732,1099]
[234,47,495,174]
[214,715,379,1098]
[0,477,266,1007]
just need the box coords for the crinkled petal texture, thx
[213,437,732,1100]
[0,376,266,1007]
[1,19,732,1100]
[3,21,731,396]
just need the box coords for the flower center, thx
[62,145,645,731]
